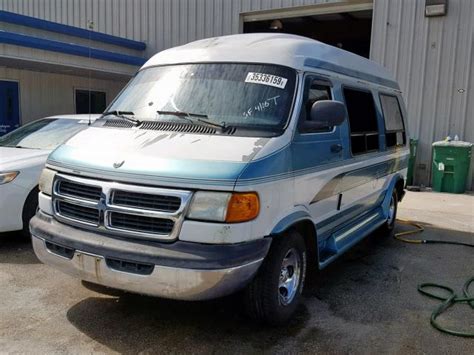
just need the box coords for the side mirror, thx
[300,100,347,133]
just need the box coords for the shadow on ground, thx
[0,232,40,264]
[2,222,472,353]
[66,224,474,353]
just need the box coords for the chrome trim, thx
[52,173,193,241]
[32,235,263,301]
[335,213,379,243]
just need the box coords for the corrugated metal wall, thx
[1,0,337,56]
[371,0,474,187]
[0,67,124,123]
[1,0,472,187]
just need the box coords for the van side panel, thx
[290,75,409,269]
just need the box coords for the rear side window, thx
[380,94,406,148]
[343,88,379,155]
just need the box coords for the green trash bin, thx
[432,140,472,193]
[407,138,418,186]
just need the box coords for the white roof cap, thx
[142,33,399,89]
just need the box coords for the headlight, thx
[38,168,56,196]
[0,171,19,185]
[187,191,260,223]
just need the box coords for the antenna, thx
[87,20,94,126]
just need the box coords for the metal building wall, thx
[0,67,124,123]
[0,0,339,56]
[371,0,474,187]
[1,0,472,187]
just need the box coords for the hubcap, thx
[278,248,301,306]
[387,195,396,225]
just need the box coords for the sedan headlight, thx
[187,191,260,223]
[38,168,56,196]
[0,171,19,185]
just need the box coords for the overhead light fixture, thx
[269,19,283,30]
[425,0,448,17]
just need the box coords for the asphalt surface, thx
[0,191,473,354]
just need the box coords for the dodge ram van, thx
[31,33,409,324]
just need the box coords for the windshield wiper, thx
[156,110,226,130]
[102,110,141,126]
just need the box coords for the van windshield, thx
[106,63,297,135]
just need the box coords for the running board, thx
[318,208,386,268]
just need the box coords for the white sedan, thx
[0,114,99,236]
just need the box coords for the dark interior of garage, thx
[244,10,372,58]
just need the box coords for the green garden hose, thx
[394,219,474,337]
[418,278,474,338]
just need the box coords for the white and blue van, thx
[31,34,409,324]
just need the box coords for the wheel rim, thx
[278,248,301,306]
[387,194,396,225]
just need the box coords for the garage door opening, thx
[243,9,372,58]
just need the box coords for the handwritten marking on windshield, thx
[243,95,280,118]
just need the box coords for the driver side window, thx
[299,77,333,133]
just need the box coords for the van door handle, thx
[330,144,343,153]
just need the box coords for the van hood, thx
[47,127,270,186]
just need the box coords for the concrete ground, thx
[0,191,472,354]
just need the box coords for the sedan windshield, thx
[106,63,297,134]
[0,118,90,150]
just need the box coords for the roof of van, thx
[142,33,399,90]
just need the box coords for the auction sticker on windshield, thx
[245,72,288,89]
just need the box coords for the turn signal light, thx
[225,192,260,223]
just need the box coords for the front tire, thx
[243,230,307,325]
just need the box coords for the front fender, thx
[270,207,313,235]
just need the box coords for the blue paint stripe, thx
[304,58,399,90]
[0,10,145,51]
[0,31,147,66]
[47,159,238,187]
[48,144,245,182]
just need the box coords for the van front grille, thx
[52,174,192,241]
[112,190,181,212]
[57,180,102,201]
[56,200,100,225]
[109,212,174,235]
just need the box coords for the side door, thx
[337,86,384,220]
[0,80,20,136]
[292,75,347,227]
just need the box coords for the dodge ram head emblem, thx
[113,160,125,168]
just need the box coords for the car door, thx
[292,75,347,228]
[336,86,384,222]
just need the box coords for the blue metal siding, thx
[0,31,147,66]
[0,10,146,50]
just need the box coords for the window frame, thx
[378,92,406,149]
[74,88,107,114]
[298,74,336,135]
[342,85,380,156]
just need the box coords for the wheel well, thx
[395,178,405,201]
[22,186,39,223]
[288,220,318,266]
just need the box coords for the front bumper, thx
[30,212,270,300]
